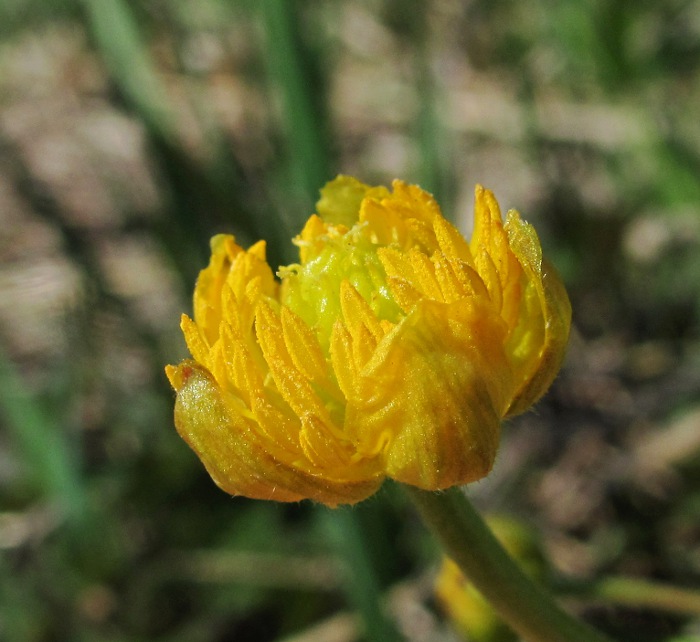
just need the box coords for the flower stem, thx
[560,576,700,615]
[404,485,614,642]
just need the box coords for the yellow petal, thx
[348,298,511,488]
[192,234,238,344]
[254,300,331,422]
[181,314,211,367]
[338,280,386,373]
[433,256,466,303]
[505,264,571,415]
[299,414,354,469]
[501,210,571,415]
[359,197,407,247]
[433,215,473,264]
[169,361,382,507]
[317,175,375,227]
[280,306,329,383]
[329,319,358,399]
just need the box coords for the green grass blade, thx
[0,346,85,521]
[318,507,403,642]
[80,0,175,142]
[256,0,331,208]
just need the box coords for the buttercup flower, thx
[165,176,571,507]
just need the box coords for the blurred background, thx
[1,1,700,640]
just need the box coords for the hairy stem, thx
[405,485,614,642]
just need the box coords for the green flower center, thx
[280,223,402,348]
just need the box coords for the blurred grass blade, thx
[256,0,331,208]
[415,53,448,205]
[0,346,85,521]
[80,0,282,281]
[81,0,175,142]
[405,0,450,206]
[318,507,403,642]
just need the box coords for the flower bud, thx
[166,176,571,506]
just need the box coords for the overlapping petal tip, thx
[165,361,383,507]
[166,176,571,506]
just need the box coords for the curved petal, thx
[503,212,572,416]
[167,361,383,507]
[316,174,388,227]
[505,257,571,416]
[193,235,240,344]
[347,298,512,489]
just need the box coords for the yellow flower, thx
[165,176,571,507]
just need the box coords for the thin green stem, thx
[318,508,403,642]
[561,576,700,616]
[405,485,614,642]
